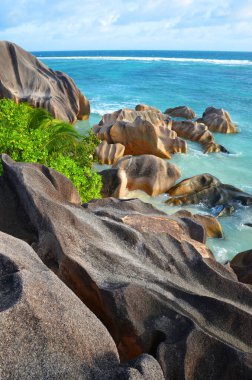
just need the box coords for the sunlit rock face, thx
[100,154,181,197]
[198,107,237,133]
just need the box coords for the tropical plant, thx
[0,99,102,202]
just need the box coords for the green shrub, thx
[0,99,102,202]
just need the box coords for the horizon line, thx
[31,49,252,54]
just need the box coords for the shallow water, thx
[36,50,252,262]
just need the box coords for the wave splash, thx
[38,56,252,65]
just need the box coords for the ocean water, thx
[34,50,252,262]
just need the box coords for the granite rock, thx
[0,41,90,123]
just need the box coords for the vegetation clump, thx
[0,99,101,202]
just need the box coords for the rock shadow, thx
[0,253,22,312]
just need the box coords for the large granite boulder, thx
[171,120,229,153]
[100,154,181,197]
[94,108,169,142]
[94,109,186,158]
[198,107,237,133]
[95,140,125,165]
[167,173,252,209]
[1,155,252,379]
[0,41,90,123]
[109,118,187,158]
[0,231,165,379]
[164,106,196,120]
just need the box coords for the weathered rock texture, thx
[167,173,252,209]
[1,155,252,379]
[0,41,90,123]
[0,231,165,379]
[95,140,125,165]
[164,106,196,119]
[100,154,181,197]
[94,109,186,158]
[171,120,229,154]
[198,107,237,133]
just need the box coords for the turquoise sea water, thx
[34,50,252,262]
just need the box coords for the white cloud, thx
[0,0,251,50]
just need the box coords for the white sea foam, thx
[38,56,252,65]
[91,108,116,116]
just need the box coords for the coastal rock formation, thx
[95,141,125,165]
[100,154,181,197]
[0,41,90,123]
[94,109,187,158]
[198,107,237,133]
[1,155,252,379]
[167,173,252,209]
[173,210,223,239]
[164,106,196,119]
[171,120,229,153]
[0,231,165,379]
[230,249,252,285]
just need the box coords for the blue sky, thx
[0,0,252,51]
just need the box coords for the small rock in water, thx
[164,105,196,119]
[199,106,237,133]
[167,173,252,209]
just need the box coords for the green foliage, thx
[0,99,102,202]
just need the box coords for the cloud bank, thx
[0,0,251,51]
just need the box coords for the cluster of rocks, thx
[1,154,252,379]
[94,108,187,160]
[94,104,236,166]
[95,103,239,200]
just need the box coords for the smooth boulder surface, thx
[95,140,125,165]
[167,173,252,209]
[94,109,186,158]
[171,120,229,153]
[0,41,90,123]
[164,106,196,119]
[94,108,170,142]
[110,118,187,158]
[1,155,252,379]
[0,231,166,379]
[198,107,237,133]
[100,154,181,197]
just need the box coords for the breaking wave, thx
[38,56,252,65]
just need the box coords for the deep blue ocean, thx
[34,50,252,261]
